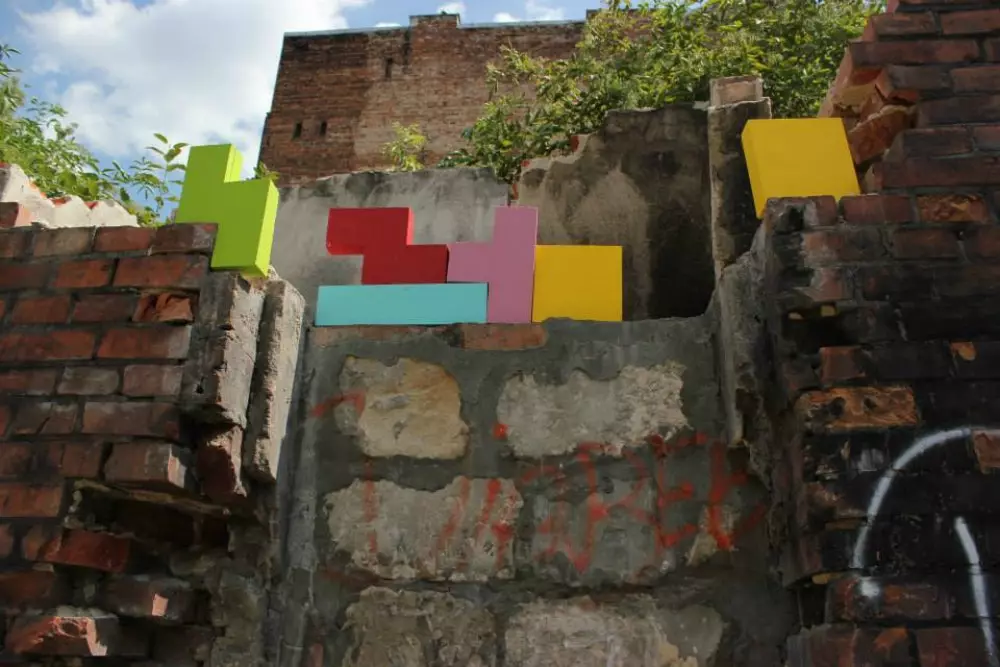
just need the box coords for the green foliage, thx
[440,0,883,183]
[253,161,280,183]
[0,44,191,225]
[381,122,428,171]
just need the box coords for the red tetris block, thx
[326,207,448,284]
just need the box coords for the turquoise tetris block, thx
[316,283,488,326]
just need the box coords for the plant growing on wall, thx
[381,122,428,171]
[439,0,882,183]
[253,161,280,183]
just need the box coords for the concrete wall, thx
[273,103,723,322]
[517,105,714,321]
[272,167,508,312]
[1,164,138,228]
[277,319,794,667]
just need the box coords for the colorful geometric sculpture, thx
[327,207,448,284]
[447,207,538,323]
[315,284,488,326]
[174,144,278,277]
[741,118,860,218]
[532,245,622,322]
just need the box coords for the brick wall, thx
[0,224,304,664]
[767,1,1000,664]
[259,14,582,184]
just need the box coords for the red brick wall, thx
[0,224,302,663]
[259,14,583,184]
[768,1,1000,664]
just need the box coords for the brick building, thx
[258,13,586,184]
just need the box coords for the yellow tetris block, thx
[741,118,860,218]
[532,245,622,322]
[174,144,278,277]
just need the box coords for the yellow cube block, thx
[742,118,860,218]
[532,245,622,322]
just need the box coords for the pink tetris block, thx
[447,206,538,323]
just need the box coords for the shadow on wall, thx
[517,104,714,320]
[271,168,509,313]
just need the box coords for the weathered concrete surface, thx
[182,273,265,428]
[714,229,771,467]
[524,463,750,587]
[341,588,497,667]
[505,597,724,667]
[709,75,764,108]
[324,477,522,581]
[707,80,771,279]
[283,318,793,666]
[0,163,138,227]
[272,168,507,312]
[517,105,713,320]
[336,356,468,459]
[498,363,689,458]
[245,278,306,482]
[527,478,661,583]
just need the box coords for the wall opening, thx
[293,122,302,139]
[319,121,328,137]
[384,57,394,80]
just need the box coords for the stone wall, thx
[272,168,507,313]
[259,15,583,184]
[278,320,793,667]
[0,224,304,665]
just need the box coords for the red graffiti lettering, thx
[336,431,764,584]
[435,476,472,554]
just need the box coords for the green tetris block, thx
[174,144,278,277]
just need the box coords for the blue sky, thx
[0,0,600,193]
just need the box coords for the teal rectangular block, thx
[316,283,488,326]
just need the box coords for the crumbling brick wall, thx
[765,0,1000,663]
[0,224,304,664]
[258,14,582,184]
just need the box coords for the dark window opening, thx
[384,57,393,80]
[319,121,328,136]
[292,122,302,139]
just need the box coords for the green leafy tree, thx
[440,0,882,183]
[0,44,188,225]
[381,122,428,171]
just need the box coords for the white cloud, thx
[437,2,465,14]
[526,0,565,20]
[374,21,402,27]
[491,1,565,24]
[15,0,371,172]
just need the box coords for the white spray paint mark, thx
[955,516,1000,667]
[850,428,973,576]
[850,426,1000,665]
